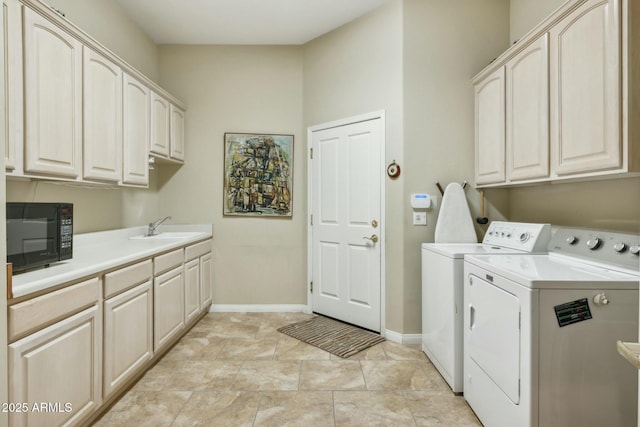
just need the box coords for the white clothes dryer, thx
[463,227,640,427]
[421,221,551,393]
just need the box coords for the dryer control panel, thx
[482,222,551,253]
[549,228,640,273]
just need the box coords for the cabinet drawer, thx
[185,239,212,261]
[154,248,184,275]
[8,277,100,342]
[104,259,152,298]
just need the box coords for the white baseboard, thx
[384,330,422,345]
[210,304,310,313]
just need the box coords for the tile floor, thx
[94,312,481,426]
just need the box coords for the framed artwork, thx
[223,132,294,217]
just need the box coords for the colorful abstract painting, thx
[224,133,294,217]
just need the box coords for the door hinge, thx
[310,281,313,293]
[310,148,313,159]
[310,214,313,226]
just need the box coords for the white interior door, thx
[310,116,383,332]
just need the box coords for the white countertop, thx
[11,224,213,299]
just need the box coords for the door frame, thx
[306,110,386,335]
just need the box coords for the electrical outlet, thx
[413,212,427,225]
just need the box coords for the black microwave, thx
[6,202,73,273]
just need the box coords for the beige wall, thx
[156,45,306,305]
[45,0,158,81]
[509,0,566,44]
[303,0,405,332]
[402,0,510,333]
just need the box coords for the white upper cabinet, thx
[473,0,637,187]
[474,67,505,185]
[550,0,621,175]
[122,73,150,186]
[23,6,82,178]
[151,91,185,162]
[170,104,185,161]
[150,91,170,157]
[506,34,549,181]
[83,47,122,182]
[6,1,186,184]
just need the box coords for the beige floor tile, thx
[299,360,366,391]
[233,360,301,391]
[217,338,278,360]
[404,391,481,426]
[254,391,334,427]
[201,317,260,338]
[172,391,262,427]
[132,359,243,391]
[161,335,225,362]
[94,390,191,426]
[382,342,429,360]
[333,391,416,427]
[361,360,434,391]
[421,362,454,394]
[98,313,478,426]
[274,336,332,360]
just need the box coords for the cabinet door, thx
[23,7,82,178]
[5,0,23,176]
[154,265,184,351]
[9,305,101,427]
[474,67,506,185]
[103,281,153,398]
[506,34,549,181]
[150,91,170,157]
[200,252,213,309]
[122,73,150,186]
[550,0,621,175]
[2,0,9,171]
[170,104,185,161]
[184,258,200,324]
[83,47,122,182]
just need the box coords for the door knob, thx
[363,234,379,244]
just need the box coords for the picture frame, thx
[223,132,294,217]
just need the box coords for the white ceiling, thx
[113,0,389,45]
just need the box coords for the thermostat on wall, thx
[410,193,431,209]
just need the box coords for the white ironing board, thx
[434,182,477,243]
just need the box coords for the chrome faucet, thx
[147,216,171,236]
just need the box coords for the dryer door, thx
[468,274,521,403]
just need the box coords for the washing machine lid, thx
[421,243,526,259]
[465,254,640,289]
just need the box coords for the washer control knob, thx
[593,293,609,306]
[586,237,603,250]
[520,232,530,243]
[613,243,628,253]
[566,236,578,245]
[630,245,640,256]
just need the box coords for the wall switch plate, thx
[413,212,427,225]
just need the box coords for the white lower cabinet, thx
[7,235,212,425]
[184,258,201,324]
[103,281,153,398]
[200,252,213,309]
[153,265,185,351]
[9,305,102,427]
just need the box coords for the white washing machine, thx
[421,221,551,393]
[463,227,640,427]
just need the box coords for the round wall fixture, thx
[387,161,401,178]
